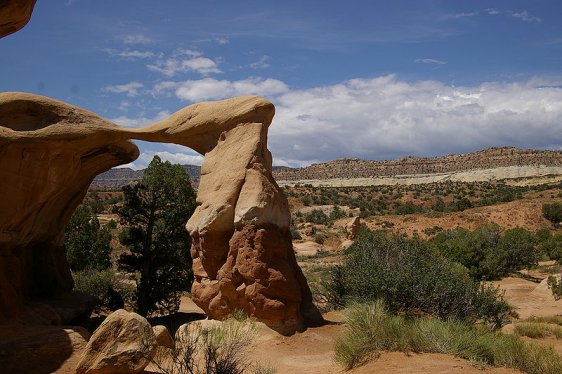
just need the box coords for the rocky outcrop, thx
[274,147,562,181]
[346,217,361,240]
[77,309,156,374]
[0,92,138,323]
[0,92,319,334]
[0,0,36,38]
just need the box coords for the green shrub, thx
[73,269,134,312]
[543,202,562,225]
[335,301,562,374]
[514,322,562,339]
[547,275,562,300]
[323,228,510,324]
[304,209,329,225]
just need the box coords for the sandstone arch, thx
[0,92,320,334]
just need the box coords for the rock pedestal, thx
[0,93,320,334]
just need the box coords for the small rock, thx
[152,325,174,349]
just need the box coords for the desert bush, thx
[543,202,562,225]
[514,322,562,339]
[304,209,329,225]
[431,225,538,280]
[323,228,510,324]
[313,233,325,245]
[335,301,562,374]
[73,269,135,312]
[547,275,562,300]
[147,319,274,374]
[330,205,345,220]
[289,225,302,240]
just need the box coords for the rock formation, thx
[0,92,320,334]
[346,217,361,240]
[0,0,37,38]
[0,92,138,323]
[77,309,156,374]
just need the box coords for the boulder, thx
[152,325,174,349]
[76,309,156,374]
[0,0,36,38]
[346,217,361,240]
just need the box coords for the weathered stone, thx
[0,0,36,38]
[346,217,361,240]
[77,309,156,374]
[0,92,320,335]
[152,325,174,349]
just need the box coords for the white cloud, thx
[511,10,542,23]
[132,151,204,170]
[265,75,562,164]
[121,34,153,45]
[448,9,541,23]
[147,56,221,76]
[104,48,156,59]
[249,55,271,69]
[112,110,170,128]
[414,58,446,65]
[174,77,289,101]
[103,81,144,97]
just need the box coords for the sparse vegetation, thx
[543,202,562,225]
[73,269,134,312]
[323,228,511,325]
[335,301,562,374]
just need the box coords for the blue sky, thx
[2,0,562,168]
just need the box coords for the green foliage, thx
[330,205,345,220]
[547,275,562,300]
[323,228,510,324]
[118,156,196,316]
[538,233,562,262]
[543,202,562,224]
[304,209,329,225]
[64,204,112,271]
[335,301,562,374]
[73,269,134,312]
[514,322,562,339]
[431,225,539,280]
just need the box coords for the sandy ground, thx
[362,194,554,238]
[245,312,519,374]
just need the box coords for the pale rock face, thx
[77,309,156,374]
[0,92,320,335]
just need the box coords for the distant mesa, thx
[91,147,562,189]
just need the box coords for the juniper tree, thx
[118,156,196,316]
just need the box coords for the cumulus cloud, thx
[414,58,446,65]
[112,110,170,128]
[174,77,289,101]
[266,75,562,164]
[103,81,144,97]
